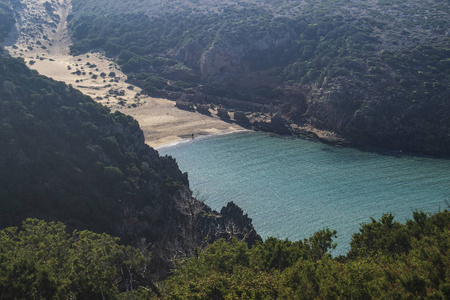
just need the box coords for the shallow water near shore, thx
[159,131,450,255]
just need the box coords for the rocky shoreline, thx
[171,92,450,159]
[172,93,350,147]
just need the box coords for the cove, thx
[158,131,450,255]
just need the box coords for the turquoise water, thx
[158,131,450,255]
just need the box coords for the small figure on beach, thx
[191,133,194,139]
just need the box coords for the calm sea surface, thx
[158,131,450,255]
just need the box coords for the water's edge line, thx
[155,129,251,151]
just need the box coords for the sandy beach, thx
[4,0,245,148]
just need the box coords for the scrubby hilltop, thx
[0,49,260,277]
[65,0,450,155]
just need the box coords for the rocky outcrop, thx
[234,110,251,126]
[305,75,450,155]
[177,28,295,89]
[176,99,194,111]
[217,107,230,120]
[196,104,211,115]
[123,187,262,278]
[200,43,246,83]
[177,39,207,69]
[218,201,261,246]
[271,111,291,134]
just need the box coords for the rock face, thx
[306,76,450,155]
[199,43,246,83]
[271,111,291,134]
[219,202,261,246]
[234,110,251,126]
[217,107,230,120]
[176,99,194,111]
[196,103,211,115]
[176,29,294,94]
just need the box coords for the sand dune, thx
[4,0,245,148]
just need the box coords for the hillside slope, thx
[0,0,15,41]
[0,49,260,277]
[65,0,450,155]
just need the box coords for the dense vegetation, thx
[66,0,450,155]
[1,1,449,296]
[165,210,450,299]
[0,49,259,278]
[0,0,15,41]
[0,47,186,234]
[2,210,448,298]
[0,219,151,299]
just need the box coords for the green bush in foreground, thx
[0,219,150,299]
[164,210,450,299]
[1,210,448,299]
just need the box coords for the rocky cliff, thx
[306,58,450,155]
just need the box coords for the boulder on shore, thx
[271,111,291,134]
[234,111,250,126]
[217,107,230,120]
[176,99,194,111]
[196,104,211,115]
